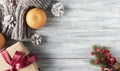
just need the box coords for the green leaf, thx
[93,45,98,53]
[102,46,108,50]
[98,62,107,68]
[90,59,96,65]
[94,53,101,60]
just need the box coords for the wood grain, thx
[37,59,100,71]
[5,0,120,71]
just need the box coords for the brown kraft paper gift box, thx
[0,42,39,71]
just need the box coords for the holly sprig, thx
[90,45,117,71]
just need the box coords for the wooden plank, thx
[6,40,120,59]
[37,59,99,71]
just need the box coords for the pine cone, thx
[113,63,120,71]
[51,2,64,17]
[31,34,42,45]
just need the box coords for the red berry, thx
[100,50,104,53]
[95,60,99,64]
[108,63,112,66]
[105,53,109,56]
[90,52,94,55]
[101,57,105,61]
[110,57,116,64]
[101,67,104,71]
[108,68,112,71]
[110,57,115,62]
[102,49,105,52]
[113,57,116,61]
[97,48,101,52]
[105,50,110,53]
[108,54,111,57]
[107,54,111,59]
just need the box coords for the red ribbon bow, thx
[1,50,37,71]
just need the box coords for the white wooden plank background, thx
[5,0,120,71]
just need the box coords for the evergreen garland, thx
[90,45,118,71]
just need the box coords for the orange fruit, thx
[26,8,47,29]
[0,33,6,50]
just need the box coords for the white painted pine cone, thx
[31,34,42,45]
[51,2,64,17]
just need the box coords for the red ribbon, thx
[1,50,37,71]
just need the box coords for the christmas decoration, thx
[0,0,51,40]
[0,42,39,71]
[31,33,42,45]
[51,2,64,17]
[113,63,120,71]
[95,60,99,64]
[90,51,94,55]
[90,45,120,71]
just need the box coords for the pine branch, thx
[90,45,117,71]
[95,53,101,60]
[100,60,109,68]
[93,45,97,53]
[98,63,107,68]
[90,59,107,67]
[90,59,96,65]
[102,46,107,50]
[93,45,101,60]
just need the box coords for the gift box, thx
[0,42,39,71]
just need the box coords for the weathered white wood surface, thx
[5,0,120,71]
